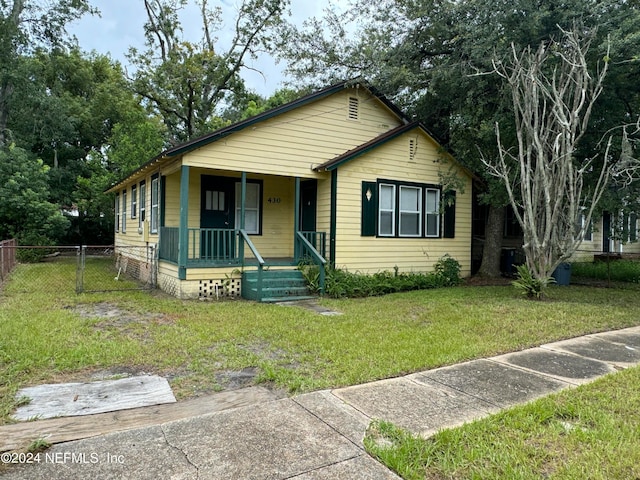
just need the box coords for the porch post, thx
[239,171,246,262]
[240,172,246,230]
[330,170,337,268]
[178,165,190,280]
[294,177,301,260]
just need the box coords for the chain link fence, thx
[0,244,156,296]
[78,245,157,293]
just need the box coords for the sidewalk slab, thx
[291,454,401,479]
[294,390,371,446]
[5,398,365,480]
[492,347,614,384]
[592,326,640,347]
[412,359,569,408]
[541,336,640,367]
[159,398,363,479]
[333,377,493,438]
[4,425,195,480]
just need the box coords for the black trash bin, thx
[500,248,516,276]
[552,262,572,286]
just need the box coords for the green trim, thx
[330,170,338,267]
[239,172,246,261]
[294,177,301,259]
[240,172,247,230]
[178,166,190,274]
[361,181,377,237]
[443,191,456,239]
[323,126,413,172]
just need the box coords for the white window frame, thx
[150,176,159,234]
[577,210,592,242]
[139,181,146,228]
[399,185,422,237]
[122,190,127,233]
[115,193,120,233]
[131,184,137,219]
[378,183,396,237]
[425,188,440,237]
[205,190,225,211]
[235,182,261,234]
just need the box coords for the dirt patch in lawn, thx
[73,302,176,329]
[64,304,292,400]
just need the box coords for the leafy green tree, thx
[0,145,69,244]
[0,0,96,145]
[6,48,162,243]
[129,0,290,143]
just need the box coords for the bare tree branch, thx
[483,25,638,286]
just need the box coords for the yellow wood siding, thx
[182,90,402,177]
[333,130,473,276]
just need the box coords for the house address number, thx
[267,197,281,204]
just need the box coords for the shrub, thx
[512,264,555,299]
[304,255,462,298]
[433,254,462,287]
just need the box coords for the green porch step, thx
[241,268,315,302]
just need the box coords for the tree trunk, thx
[477,204,504,277]
[0,82,12,147]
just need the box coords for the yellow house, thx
[107,81,474,300]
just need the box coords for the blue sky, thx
[68,0,343,96]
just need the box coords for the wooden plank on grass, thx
[11,375,176,421]
[0,386,277,452]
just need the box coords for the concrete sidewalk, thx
[2,326,640,479]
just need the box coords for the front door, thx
[602,212,611,253]
[201,175,236,260]
[299,179,317,232]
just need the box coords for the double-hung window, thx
[363,179,453,239]
[115,193,120,233]
[425,188,440,237]
[122,190,127,233]
[150,176,159,234]
[235,182,261,234]
[399,186,422,237]
[378,184,396,236]
[139,181,146,228]
[131,185,137,219]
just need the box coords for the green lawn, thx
[2,259,640,431]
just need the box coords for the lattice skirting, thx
[158,273,181,297]
[198,278,241,299]
[157,273,242,299]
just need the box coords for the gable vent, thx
[348,97,359,120]
[409,138,417,161]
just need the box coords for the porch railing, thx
[239,229,265,299]
[192,228,237,264]
[296,231,327,294]
[159,227,239,265]
[299,231,326,259]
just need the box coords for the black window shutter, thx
[361,181,377,236]
[443,191,456,238]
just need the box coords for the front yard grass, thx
[1,259,640,427]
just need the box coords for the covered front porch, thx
[156,166,329,300]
